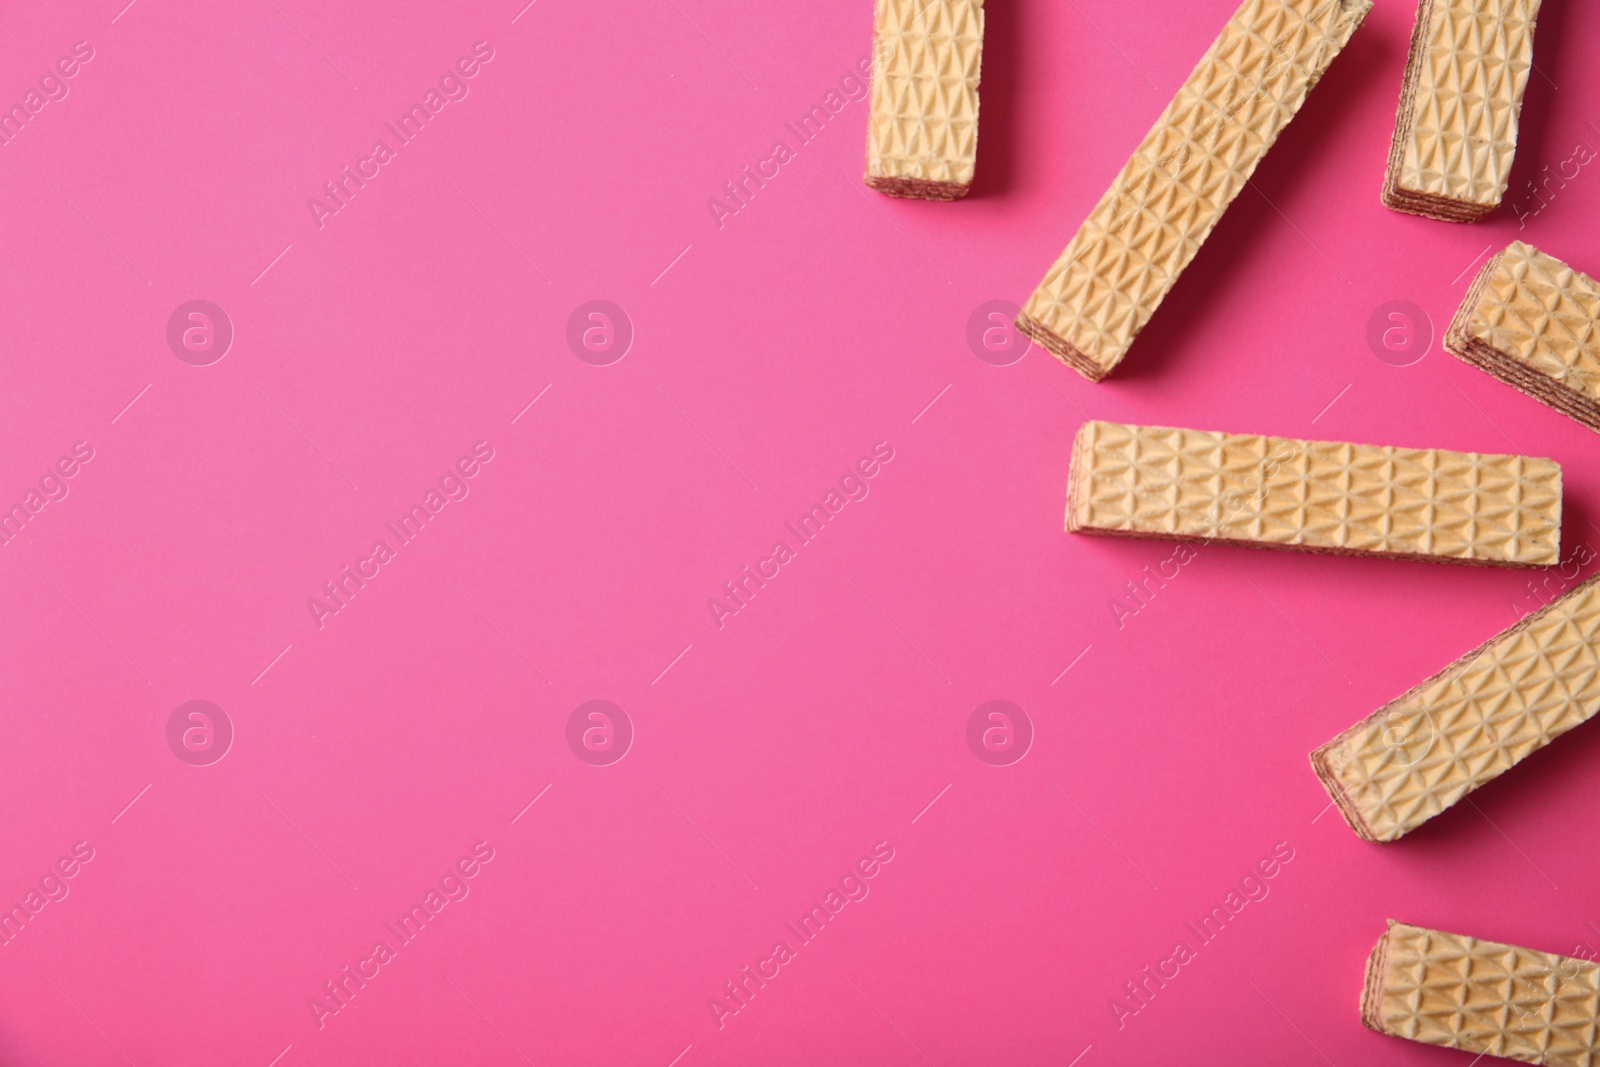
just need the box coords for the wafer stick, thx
[1312,572,1600,842]
[1067,421,1561,566]
[1383,0,1543,222]
[1447,242,1600,433]
[864,0,985,201]
[1363,921,1600,1065]
[1017,0,1371,381]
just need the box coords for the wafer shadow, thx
[1499,0,1573,226]
[1102,25,1395,383]
[1382,707,1600,867]
[1368,496,1600,866]
[967,0,1022,199]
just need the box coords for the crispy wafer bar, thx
[1312,572,1600,842]
[1066,421,1561,566]
[1017,0,1370,381]
[1362,921,1600,1065]
[864,0,984,201]
[1383,0,1542,222]
[1447,242,1600,433]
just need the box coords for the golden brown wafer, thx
[1383,0,1543,222]
[1447,242,1600,433]
[1312,572,1600,842]
[1067,420,1562,566]
[864,0,984,201]
[1362,921,1600,1064]
[1017,0,1371,381]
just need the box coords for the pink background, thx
[1,0,1598,1063]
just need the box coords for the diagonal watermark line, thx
[511,383,553,424]
[44,177,150,285]
[251,643,293,685]
[444,977,535,1065]
[1062,0,1160,91]
[263,0,359,89]
[42,575,151,684]
[843,977,936,1066]
[445,577,551,683]
[1245,578,1351,686]
[652,643,693,685]
[444,177,550,283]
[1053,782,1159,890]
[252,243,294,285]
[661,0,757,88]
[1452,243,1496,286]
[111,383,152,424]
[45,978,134,1066]
[511,783,552,824]
[1051,644,1093,685]
[1310,779,1353,825]
[653,781,759,889]
[911,783,951,824]
[111,0,140,23]
[1246,180,1350,285]
[1067,1044,1093,1067]
[111,783,152,824]
[511,0,540,22]
[252,384,360,490]
[653,382,759,491]
[1467,798,1557,890]
[1245,978,1338,1067]
[666,1044,693,1067]
[845,577,952,685]
[1049,380,1090,424]
[844,178,950,283]
[911,383,952,424]
[253,783,360,891]
[1311,383,1352,425]
[266,1044,293,1067]
[652,244,693,285]
[1448,381,1520,453]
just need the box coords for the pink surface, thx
[2,0,1599,1064]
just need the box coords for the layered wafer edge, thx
[1446,245,1600,434]
[1065,421,1562,568]
[1312,571,1600,843]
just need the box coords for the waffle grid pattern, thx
[1364,922,1600,1065]
[865,0,985,200]
[1018,0,1370,379]
[1384,0,1542,219]
[1067,421,1562,566]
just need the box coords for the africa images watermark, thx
[0,841,96,951]
[0,440,95,550]
[307,841,497,1030]
[305,41,497,230]
[0,41,95,147]
[707,841,896,1029]
[1513,138,1596,229]
[306,441,496,630]
[1107,435,1309,630]
[706,441,896,629]
[705,52,876,231]
[1109,841,1296,1030]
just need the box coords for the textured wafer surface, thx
[1384,0,1542,220]
[1018,0,1370,380]
[865,0,984,200]
[1067,421,1561,566]
[1363,921,1600,1065]
[1312,573,1600,842]
[1447,242,1600,430]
